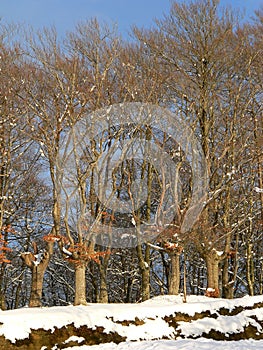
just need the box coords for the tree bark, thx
[98,263,109,303]
[141,266,150,301]
[137,244,150,301]
[29,264,47,307]
[221,258,234,299]
[205,250,220,297]
[21,242,54,307]
[246,241,255,296]
[74,264,88,305]
[168,253,180,295]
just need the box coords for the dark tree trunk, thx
[221,258,234,299]
[98,260,109,303]
[137,244,150,301]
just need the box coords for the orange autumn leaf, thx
[0,226,14,264]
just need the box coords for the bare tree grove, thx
[0,0,262,309]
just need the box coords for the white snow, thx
[66,339,263,349]
[131,217,136,226]
[213,248,224,256]
[178,308,263,338]
[33,252,44,266]
[0,295,263,349]
[64,336,85,344]
[62,246,73,256]
[254,187,263,193]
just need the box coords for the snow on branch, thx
[254,187,263,193]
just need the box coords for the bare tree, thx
[17,27,89,306]
[133,0,262,297]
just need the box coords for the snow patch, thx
[64,335,85,344]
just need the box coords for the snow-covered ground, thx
[67,339,263,349]
[0,295,263,349]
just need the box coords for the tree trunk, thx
[0,265,6,310]
[0,285,6,310]
[0,291,5,310]
[205,251,220,297]
[137,142,152,302]
[246,241,255,296]
[21,242,53,307]
[98,262,109,303]
[221,258,234,299]
[74,264,88,305]
[89,261,99,302]
[124,276,132,303]
[137,244,150,301]
[260,260,263,295]
[29,264,47,307]
[168,253,180,295]
[141,266,150,301]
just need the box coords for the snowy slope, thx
[67,339,263,350]
[0,295,263,349]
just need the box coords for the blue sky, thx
[0,0,262,38]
